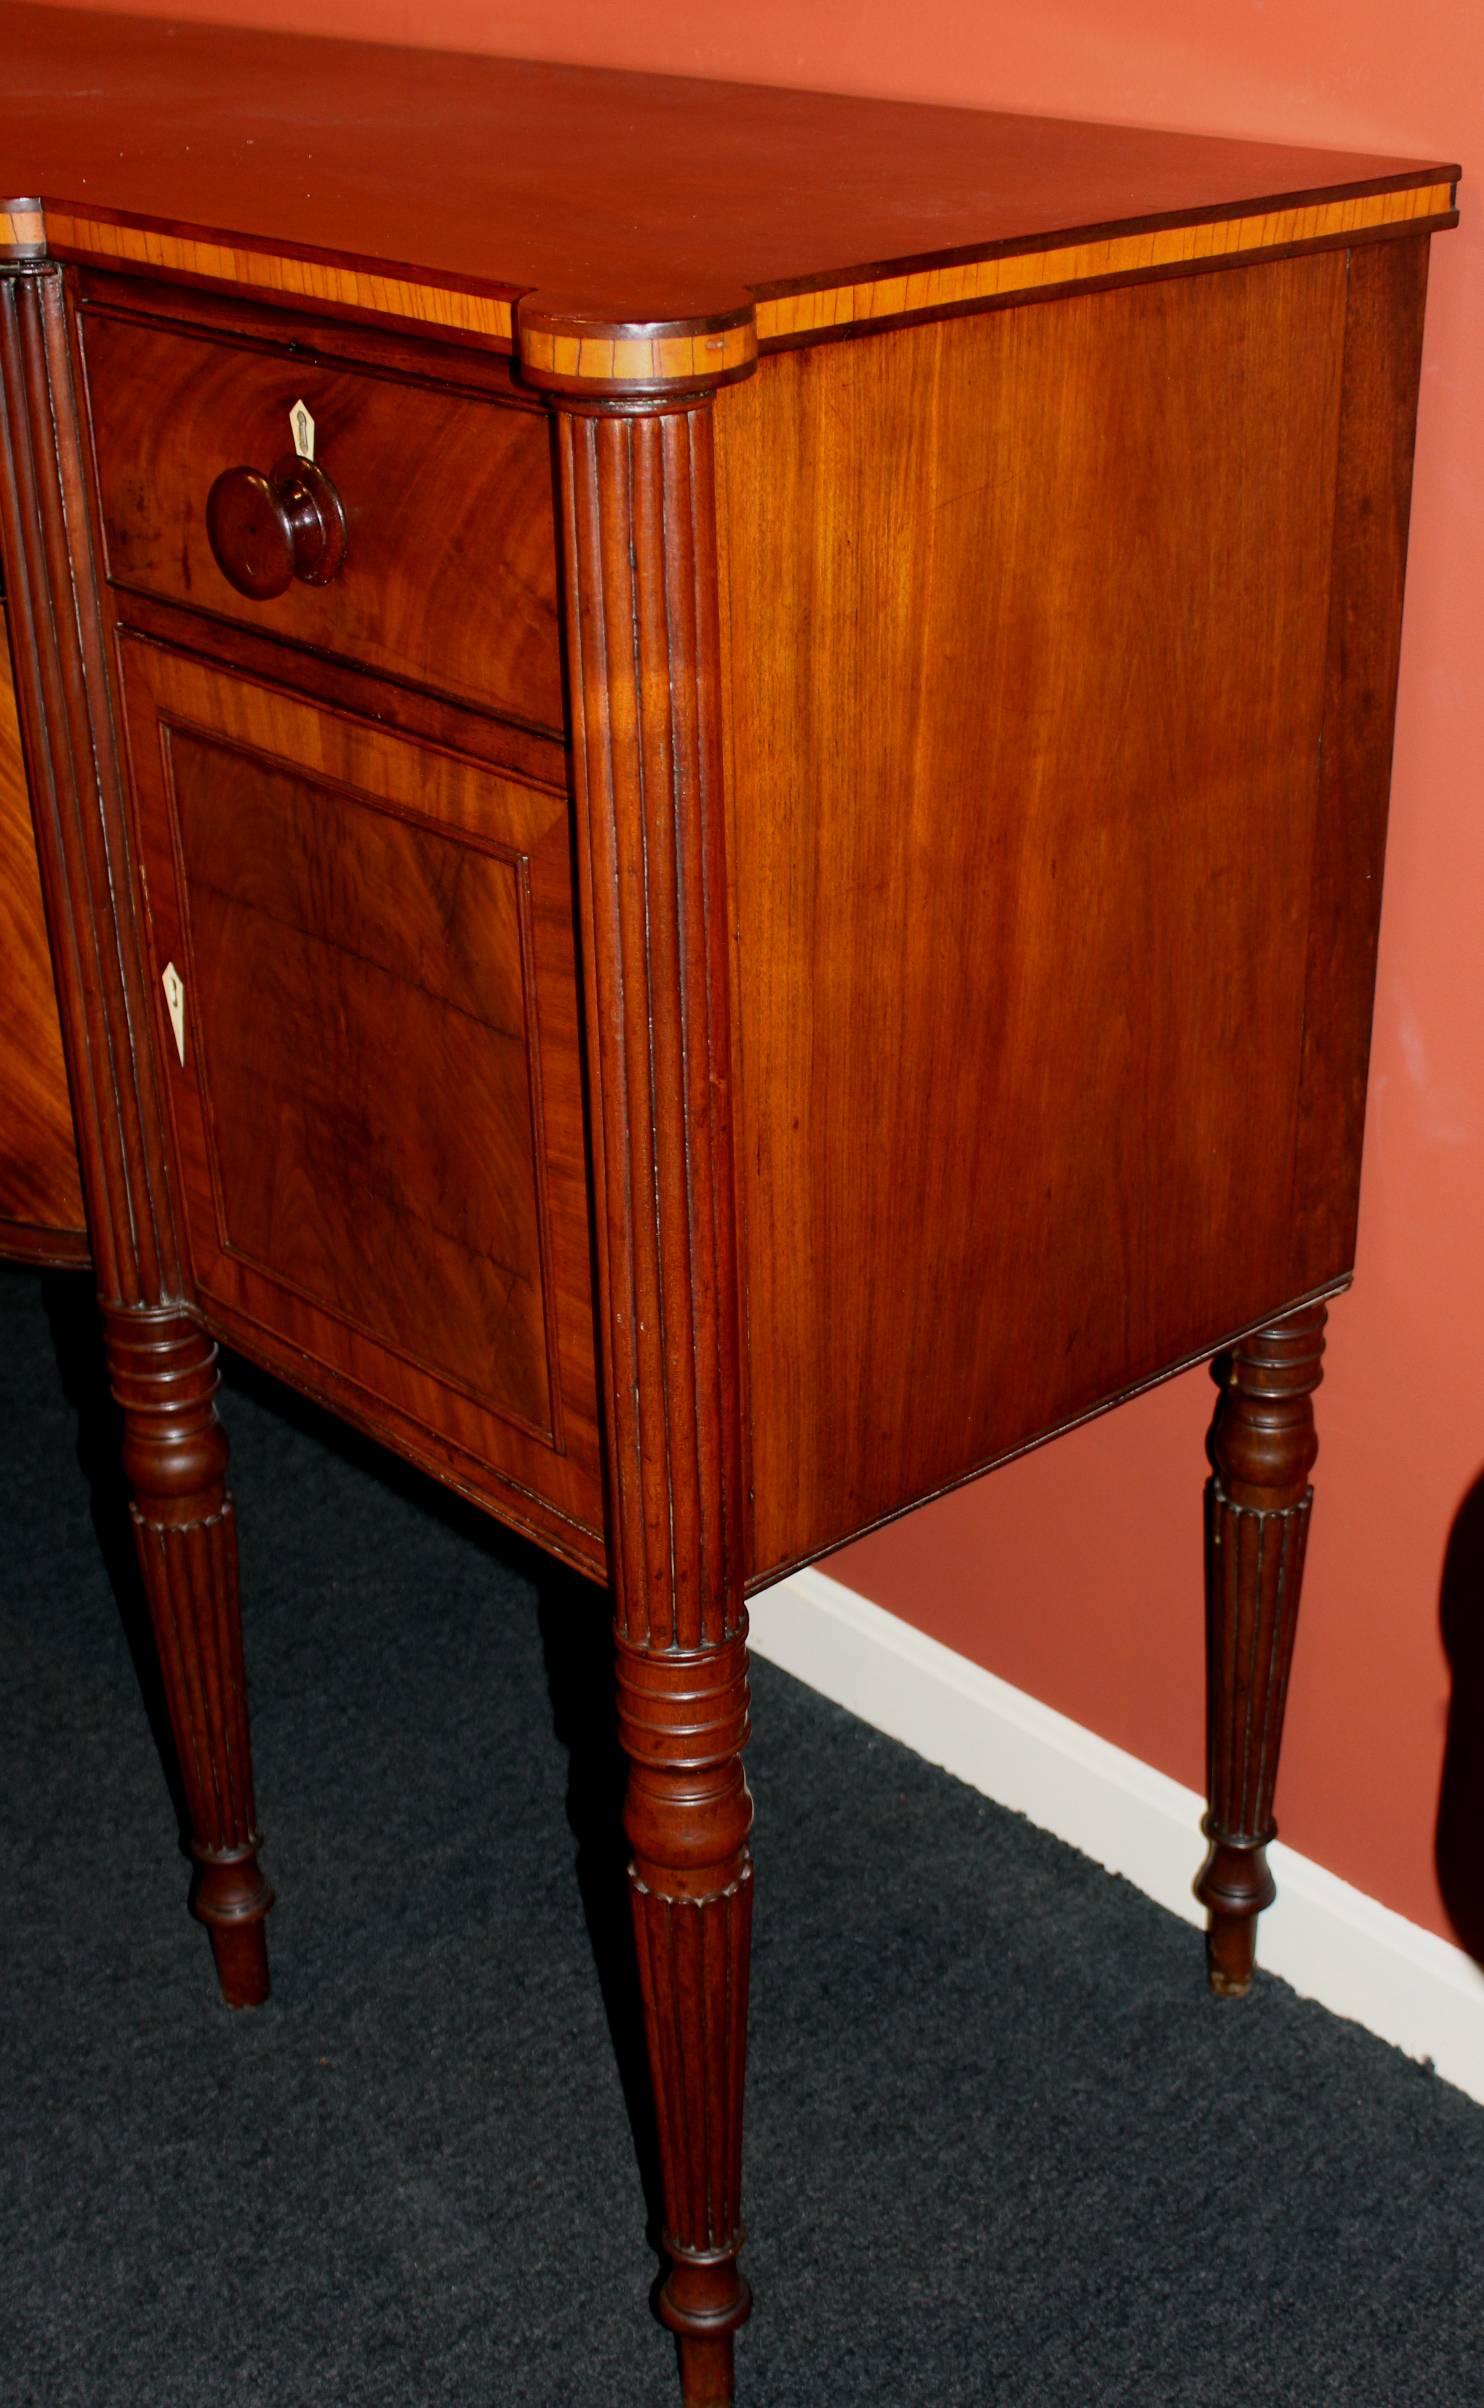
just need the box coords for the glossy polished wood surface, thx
[719,247,1414,1579]
[0,592,86,1261]
[0,261,272,1996]
[0,4,1456,365]
[0,25,1458,2403]
[118,638,604,1568]
[83,303,563,728]
[560,398,754,2404]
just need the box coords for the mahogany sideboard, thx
[0,9,1459,2399]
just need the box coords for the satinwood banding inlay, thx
[4,176,1455,387]
[0,202,44,255]
[754,180,1456,343]
[42,209,517,342]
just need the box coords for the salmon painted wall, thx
[49,0,1484,1948]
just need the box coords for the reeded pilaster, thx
[557,386,754,2406]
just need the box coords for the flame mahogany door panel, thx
[116,635,604,1571]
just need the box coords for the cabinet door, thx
[118,636,604,1570]
[0,597,88,1263]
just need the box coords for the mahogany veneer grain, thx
[0,21,1459,2404]
[0,4,1457,381]
[84,305,562,728]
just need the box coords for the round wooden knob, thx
[205,452,347,600]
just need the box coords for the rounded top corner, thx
[0,198,47,260]
[515,289,758,402]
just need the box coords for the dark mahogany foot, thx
[673,2327,745,2408]
[1196,1300,1326,1995]
[204,1904,273,2010]
[1197,1834,1271,1997]
[196,1845,275,2007]
[661,2256,752,2407]
[106,1304,274,2007]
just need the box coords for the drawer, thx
[82,308,565,733]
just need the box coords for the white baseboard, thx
[748,1566,1484,2106]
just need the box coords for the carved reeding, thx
[556,394,745,1654]
[0,262,179,1307]
[133,1503,257,1856]
[634,1868,754,2265]
[1205,1483,1312,1845]
[1198,1303,1327,1986]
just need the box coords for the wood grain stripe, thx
[0,207,45,252]
[44,212,515,342]
[756,182,1455,342]
[520,322,756,387]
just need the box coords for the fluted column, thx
[1196,1300,1327,1996]
[0,252,271,2004]
[556,391,752,2407]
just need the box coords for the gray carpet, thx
[3,1260,1483,2407]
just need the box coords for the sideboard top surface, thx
[0,3,1458,379]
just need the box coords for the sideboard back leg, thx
[104,1303,273,2007]
[1196,1299,1327,1995]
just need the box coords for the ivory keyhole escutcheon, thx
[162,961,185,1063]
[289,398,315,460]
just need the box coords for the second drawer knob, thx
[205,453,348,600]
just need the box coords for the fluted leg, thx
[1196,1300,1326,1995]
[555,379,755,2401]
[0,266,273,2006]
[104,1304,273,2007]
[619,1632,753,2400]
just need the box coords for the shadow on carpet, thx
[2,1263,1482,2407]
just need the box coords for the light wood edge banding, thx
[755,182,1456,342]
[1,179,1453,377]
[0,204,45,257]
[520,319,757,392]
[38,211,515,342]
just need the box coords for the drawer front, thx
[118,636,603,1565]
[85,308,565,733]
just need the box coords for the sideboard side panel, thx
[1289,233,1431,1274]
[717,250,1397,1581]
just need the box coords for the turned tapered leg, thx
[619,1635,754,2398]
[105,1305,273,2007]
[1196,1300,1326,1995]
[0,264,272,2007]
[553,373,756,2402]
